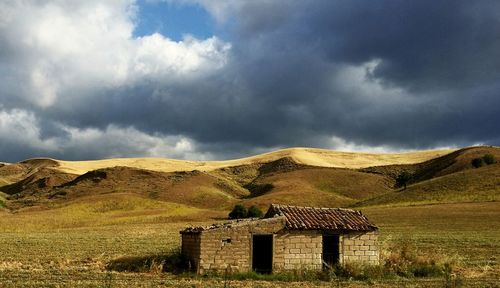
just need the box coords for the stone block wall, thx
[273,230,323,271]
[340,231,379,265]
[198,226,251,273]
[182,219,379,274]
[190,217,286,274]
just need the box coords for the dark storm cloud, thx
[194,0,500,149]
[1,0,500,161]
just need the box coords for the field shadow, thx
[106,250,189,274]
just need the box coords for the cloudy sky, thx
[1,0,499,162]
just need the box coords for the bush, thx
[228,204,263,219]
[381,236,452,279]
[395,171,413,189]
[483,154,496,165]
[471,158,484,168]
[247,205,263,218]
[229,204,247,219]
[410,263,443,277]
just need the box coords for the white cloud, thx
[61,125,213,160]
[332,59,409,106]
[0,109,58,152]
[0,108,212,161]
[133,33,230,80]
[0,0,230,107]
[328,135,458,153]
[328,136,393,153]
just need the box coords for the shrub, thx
[483,154,496,165]
[228,204,263,219]
[471,158,484,168]
[395,171,413,189]
[228,204,247,219]
[381,236,451,279]
[384,237,417,276]
[444,262,463,288]
[247,205,263,218]
[410,263,442,277]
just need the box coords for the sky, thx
[0,0,499,162]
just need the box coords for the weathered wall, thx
[274,230,323,271]
[195,217,285,274]
[182,220,379,274]
[340,231,379,265]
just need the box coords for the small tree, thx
[471,158,484,168]
[247,205,263,218]
[483,154,496,165]
[229,204,247,219]
[395,171,413,190]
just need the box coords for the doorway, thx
[252,234,273,273]
[322,234,340,269]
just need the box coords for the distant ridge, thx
[18,147,455,175]
[1,146,498,211]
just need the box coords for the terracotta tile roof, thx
[264,204,377,232]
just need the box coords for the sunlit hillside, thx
[34,147,455,175]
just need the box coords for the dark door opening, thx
[252,234,273,274]
[322,234,340,269]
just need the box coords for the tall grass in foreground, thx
[106,236,464,285]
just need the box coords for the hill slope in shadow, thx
[0,146,498,213]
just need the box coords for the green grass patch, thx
[356,164,500,207]
[204,270,323,282]
[0,194,210,231]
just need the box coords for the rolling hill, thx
[29,147,454,175]
[0,146,498,213]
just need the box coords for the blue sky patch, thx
[134,1,216,41]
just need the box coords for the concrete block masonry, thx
[340,231,379,265]
[180,205,379,274]
[182,223,379,273]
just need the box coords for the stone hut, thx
[180,204,379,274]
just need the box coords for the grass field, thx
[0,201,498,287]
[1,147,499,286]
[356,163,500,207]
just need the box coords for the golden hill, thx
[28,147,454,175]
[1,146,498,212]
[355,163,500,207]
[355,146,500,207]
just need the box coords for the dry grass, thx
[47,147,455,175]
[356,163,500,207]
[2,146,499,287]
[241,167,392,209]
[0,192,6,208]
[363,201,500,279]
[4,166,244,211]
[0,178,11,187]
[0,201,498,287]
[0,193,222,232]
